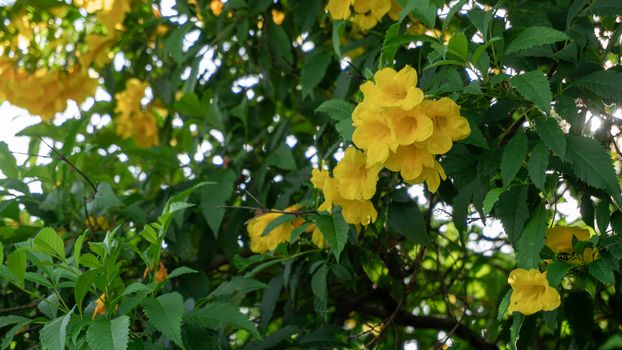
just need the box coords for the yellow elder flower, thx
[247,206,300,253]
[339,198,377,225]
[312,227,329,248]
[333,147,381,200]
[384,145,435,181]
[326,0,351,20]
[507,269,561,316]
[386,105,433,145]
[351,0,391,30]
[271,9,286,25]
[210,0,224,16]
[405,159,446,193]
[545,226,598,264]
[360,66,424,111]
[352,103,399,166]
[419,98,471,155]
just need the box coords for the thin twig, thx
[0,302,37,314]
[217,205,319,216]
[10,151,56,159]
[38,136,98,194]
[243,189,268,209]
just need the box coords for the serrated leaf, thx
[311,263,328,319]
[40,310,72,350]
[573,70,622,100]
[505,26,570,54]
[501,131,528,187]
[261,214,296,237]
[546,260,573,287]
[511,71,552,112]
[596,199,611,235]
[316,99,354,121]
[565,135,622,206]
[7,249,26,286]
[167,266,198,279]
[266,144,297,170]
[143,292,185,349]
[382,23,401,65]
[516,203,548,269]
[259,275,283,329]
[388,201,431,246]
[34,227,65,260]
[86,315,130,350]
[582,0,622,16]
[589,259,615,284]
[442,0,468,33]
[200,171,235,237]
[208,277,268,298]
[528,142,549,192]
[467,8,493,38]
[267,23,292,67]
[497,290,511,320]
[447,32,468,61]
[302,50,332,98]
[315,211,348,262]
[483,188,505,216]
[496,185,529,246]
[0,142,19,179]
[535,117,566,160]
[186,302,261,339]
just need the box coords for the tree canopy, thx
[1,0,622,349]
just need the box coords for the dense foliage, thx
[1,0,622,348]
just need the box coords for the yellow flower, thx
[311,227,329,248]
[360,66,424,111]
[92,293,107,319]
[387,0,400,21]
[507,269,561,315]
[418,98,471,155]
[114,79,159,147]
[405,159,446,193]
[352,103,399,166]
[154,262,168,282]
[340,198,377,225]
[333,147,381,200]
[351,0,390,30]
[386,105,433,145]
[384,145,435,181]
[271,9,286,25]
[210,0,224,16]
[247,205,300,253]
[545,226,598,265]
[326,0,351,20]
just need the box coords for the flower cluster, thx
[114,79,160,148]
[326,0,400,30]
[507,268,560,315]
[312,66,470,226]
[247,205,326,253]
[545,226,598,265]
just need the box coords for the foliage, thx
[0,0,622,349]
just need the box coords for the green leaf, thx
[316,99,354,121]
[516,203,548,269]
[164,23,193,64]
[496,185,529,246]
[596,199,611,235]
[467,8,493,38]
[535,117,566,160]
[582,0,622,16]
[200,170,236,237]
[315,211,349,262]
[509,313,524,350]
[91,182,122,213]
[501,131,528,187]
[259,275,283,329]
[0,316,31,350]
[0,142,19,179]
[267,23,293,67]
[442,0,467,33]
[511,71,552,112]
[505,26,570,55]
[186,302,261,339]
[302,50,332,98]
[248,0,271,16]
[86,315,130,350]
[573,70,622,100]
[241,325,299,350]
[471,37,501,66]
[589,258,615,284]
[34,227,65,260]
[564,292,593,350]
[381,23,401,65]
[261,214,296,237]
[497,290,511,321]
[75,270,98,315]
[0,241,3,265]
[405,0,436,28]
[528,142,549,192]
[40,310,72,350]
[167,266,198,279]
[332,21,345,58]
[266,144,297,170]
[143,292,185,349]
[447,32,468,62]
[7,249,26,286]
[208,277,268,298]
[565,135,622,206]
[311,263,328,319]
[388,201,431,246]
[483,188,505,216]
[546,261,573,287]
[174,93,203,116]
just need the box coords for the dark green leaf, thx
[0,142,19,179]
[546,261,572,287]
[589,258,615,284]
[261,214,296,237]
[505,26,570,54]
[496,185,529,245]
[200,171,236,237]
[516,203,548,269]
[573,70,622,100]
[186,302,261,339]
[302,50,332,98]
[266,144,297,170]
[447,32,468,61]
[388,201,431,246]
[535,117,566,160]
[315,211,348,262]
[564,292,593,350]
[86,316,130,350]
[143,292,185,349]
[511,71,552,112]
[501,131,528,187]
[260,275,283,329]
[528,142,549,192]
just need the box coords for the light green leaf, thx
[589,258,615,284]
[442,0,467,33]
[467,8,493,38]
[0,142,19,179]
[505,26,570,54]
[0,242,3,265]
[34,227,65,260]
[573,70,622,100]
[332,21,345,58]
[86,315,130,350]
[7,249,26,286]
[535,117,566,160]
[174,93,203,116]
[91,182,122,213]
[528,142,549,192]
[143,292,185,349]
[483,188,505,216]
[167,266,198,279]
[75,270,98,315]
[511,71,552,112]
[472,37,501,66]
[497,290,511,321]
[501,131,528,187]
[186,302,261,339]
[447,32,468,62]
[200,171,236,237]
[302,50,332,98]
[40,310,72,350]
[546,260,573,287]
[315,211,349,262]
[315,99,354,122]
[516,203,548,269]
[123,282,154,295]
[565,135,622,207]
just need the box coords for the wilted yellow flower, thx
[360,66,424,111]
[384,145,435,181]
[210,0,224,16]
[155,262,168,282]
[333,147,381,200]
[418,98,470,154]
[545,226,598,265]
[507,269,560,315]
[247,205,300,253]
[326,0,351,20]
[92,293,107,319]
[405,159,447,193]
[272,9,286,25]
